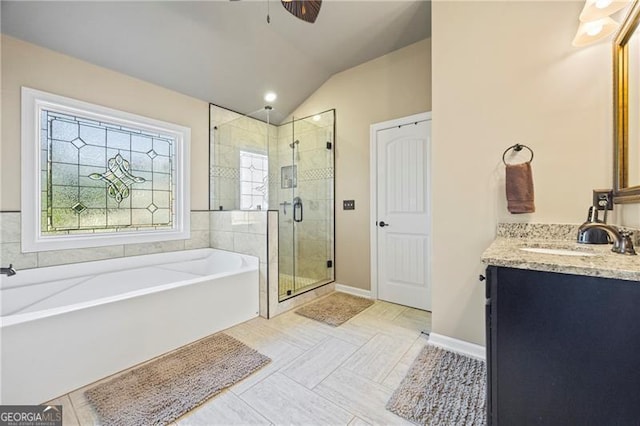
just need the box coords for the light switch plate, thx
[343,200,355,210]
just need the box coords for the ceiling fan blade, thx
[281,0,321,23]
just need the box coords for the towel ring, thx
[502,143,534,165]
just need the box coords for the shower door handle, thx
[293,197,303,222]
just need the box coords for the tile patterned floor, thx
[49,294,432,425]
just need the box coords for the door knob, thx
[379,221,389,227]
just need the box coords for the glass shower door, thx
[292,111,334,294]
[278,110,335,301]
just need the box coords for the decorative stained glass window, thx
[239,151,268,210]
[21,87,190,252]
[43,110,174,232]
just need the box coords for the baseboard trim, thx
[428,333,486,360]
[334,284,372,299]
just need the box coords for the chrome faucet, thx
[577,223,637,255]
[1,264,17,276]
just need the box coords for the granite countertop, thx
[481,223,640,282]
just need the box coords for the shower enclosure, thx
[210,105,335,302]
[271,110,335,300]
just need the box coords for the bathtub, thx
[0,248,259,405]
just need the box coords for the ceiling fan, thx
[232,0,322,24]
[280,0,322,23]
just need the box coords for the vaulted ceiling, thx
[2,1,431,123]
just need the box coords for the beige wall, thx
[432,1,613,345]
[290,38,432,290]
[1,35,210,211]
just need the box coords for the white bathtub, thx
[0,248,259,405]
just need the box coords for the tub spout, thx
[1,264,17,276]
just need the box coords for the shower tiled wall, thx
[0,211,210,269]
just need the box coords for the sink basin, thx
[519,247,598,257]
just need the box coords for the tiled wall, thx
[0,211,210,269]
[209,210,269,317]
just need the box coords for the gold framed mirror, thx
[614,0,640,203]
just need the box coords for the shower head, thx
[289,140,300,149]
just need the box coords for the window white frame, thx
[21,87,190,252]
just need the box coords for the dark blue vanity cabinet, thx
[485,266,640,425]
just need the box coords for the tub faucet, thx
[577,223,637,255]
[1,264,17,276]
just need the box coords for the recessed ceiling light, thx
[313,115,321,121]
[264,92,277,103]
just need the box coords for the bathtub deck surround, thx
[0,248,259,405]
[50,297,431,425]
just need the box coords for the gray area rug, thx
[387,344,486,425]
[294,292,374,327]
[85,333,270,426]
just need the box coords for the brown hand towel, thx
[505,162,535,214]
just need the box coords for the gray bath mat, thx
[294,292,374,327]
[386,344,486,425]
[84,333,270,426]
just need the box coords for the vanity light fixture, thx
[573,0,631,46]
[264,92,277,103]
[580,0,630,22]
[573,16,620,46]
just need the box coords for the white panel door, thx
[376,119,430,310]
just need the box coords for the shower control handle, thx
[379,221,389,227]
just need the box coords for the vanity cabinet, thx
[485,266,640,425]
